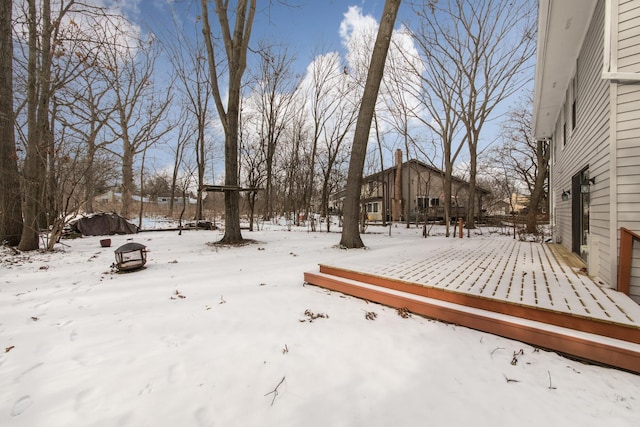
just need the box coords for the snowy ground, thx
[1,223,639,426]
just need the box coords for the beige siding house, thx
[533,0,640,303]
[330,150,489,223]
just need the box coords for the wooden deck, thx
[304,239,640,373]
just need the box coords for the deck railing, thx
[618,227,640,295]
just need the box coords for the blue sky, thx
[113,0,533,178]
[133,0,398,73]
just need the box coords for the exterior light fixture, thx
[561,190,571,201]
[581,177,596,194]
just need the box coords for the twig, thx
[490,346,504,357]
[364,310,377,320]
[504,375,520,383]
[511,349,524,365]
[265,376,286,406]
[547,370,557,390]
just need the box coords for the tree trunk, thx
[121,142,134,218]
[466,140,477,229]
[138,143,148,229]
[19,0,52,251]
[340,0,401,248]
[220,104,243,243]
[196,123,205,221]
[526,140,550,233]
[84,145,95,213]
[0,0,22,246]
[200,0,256,244]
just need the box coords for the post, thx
[618,227,638,295]
[458,217,463,238]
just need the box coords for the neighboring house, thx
[533,0,640,303]
[155,194,198,205]
[94,190,150,204]
[331,150,490,223]
[485,195,528,217]
[486,199,512,217]
[94,189,117,204]
[510,193,531,215]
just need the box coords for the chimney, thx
[392,149,403,221]
[395,149,403,167]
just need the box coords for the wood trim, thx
[618,227,640,295]
[602,72,640,82]
[316,264,640,344]
[304,271,640,374]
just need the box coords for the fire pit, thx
[114,242,147,272]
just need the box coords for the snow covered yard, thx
[1,226,639,426]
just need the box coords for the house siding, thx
[618,0,640,72]
[617,65,640,304]
[358,160,486,223]
[552,0,612,283]
[616,0,640,303]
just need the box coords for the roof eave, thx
[532,0,598,139]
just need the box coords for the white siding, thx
[552,0,612,283]
[618,0,640,72]
[616,0,640,303]
[617,82,640,303]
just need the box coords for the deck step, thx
[304,270,640,374]
[316,264,640,344]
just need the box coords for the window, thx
[571,73,577,130]
[430,198,440,207]
[416,196,428,210]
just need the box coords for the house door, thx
[571,168,590,261]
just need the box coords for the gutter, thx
[532,0,552,137]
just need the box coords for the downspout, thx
[548,138,556,243]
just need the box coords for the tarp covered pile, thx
[70,212,138,236]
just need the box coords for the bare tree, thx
[99,32,174,219]
[340,0,402,248]
[380,36,425,228]
[281,94,310,223]
[317,78,358,232]
[239,115,266,231]
[16,0,107,249]
[402,14,466,237]
[200,0,256,244]
[17,0,67,250]
[162,20,212,222]
[497,93,549,233]
[248,44,297,221]
[303,51,345,220]
[417,0,536,229]
[0,0,22,246]
[58,68,118,213]
[168,110,197,217]
[43,130,88,250]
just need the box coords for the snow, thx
[1,224,639,426]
